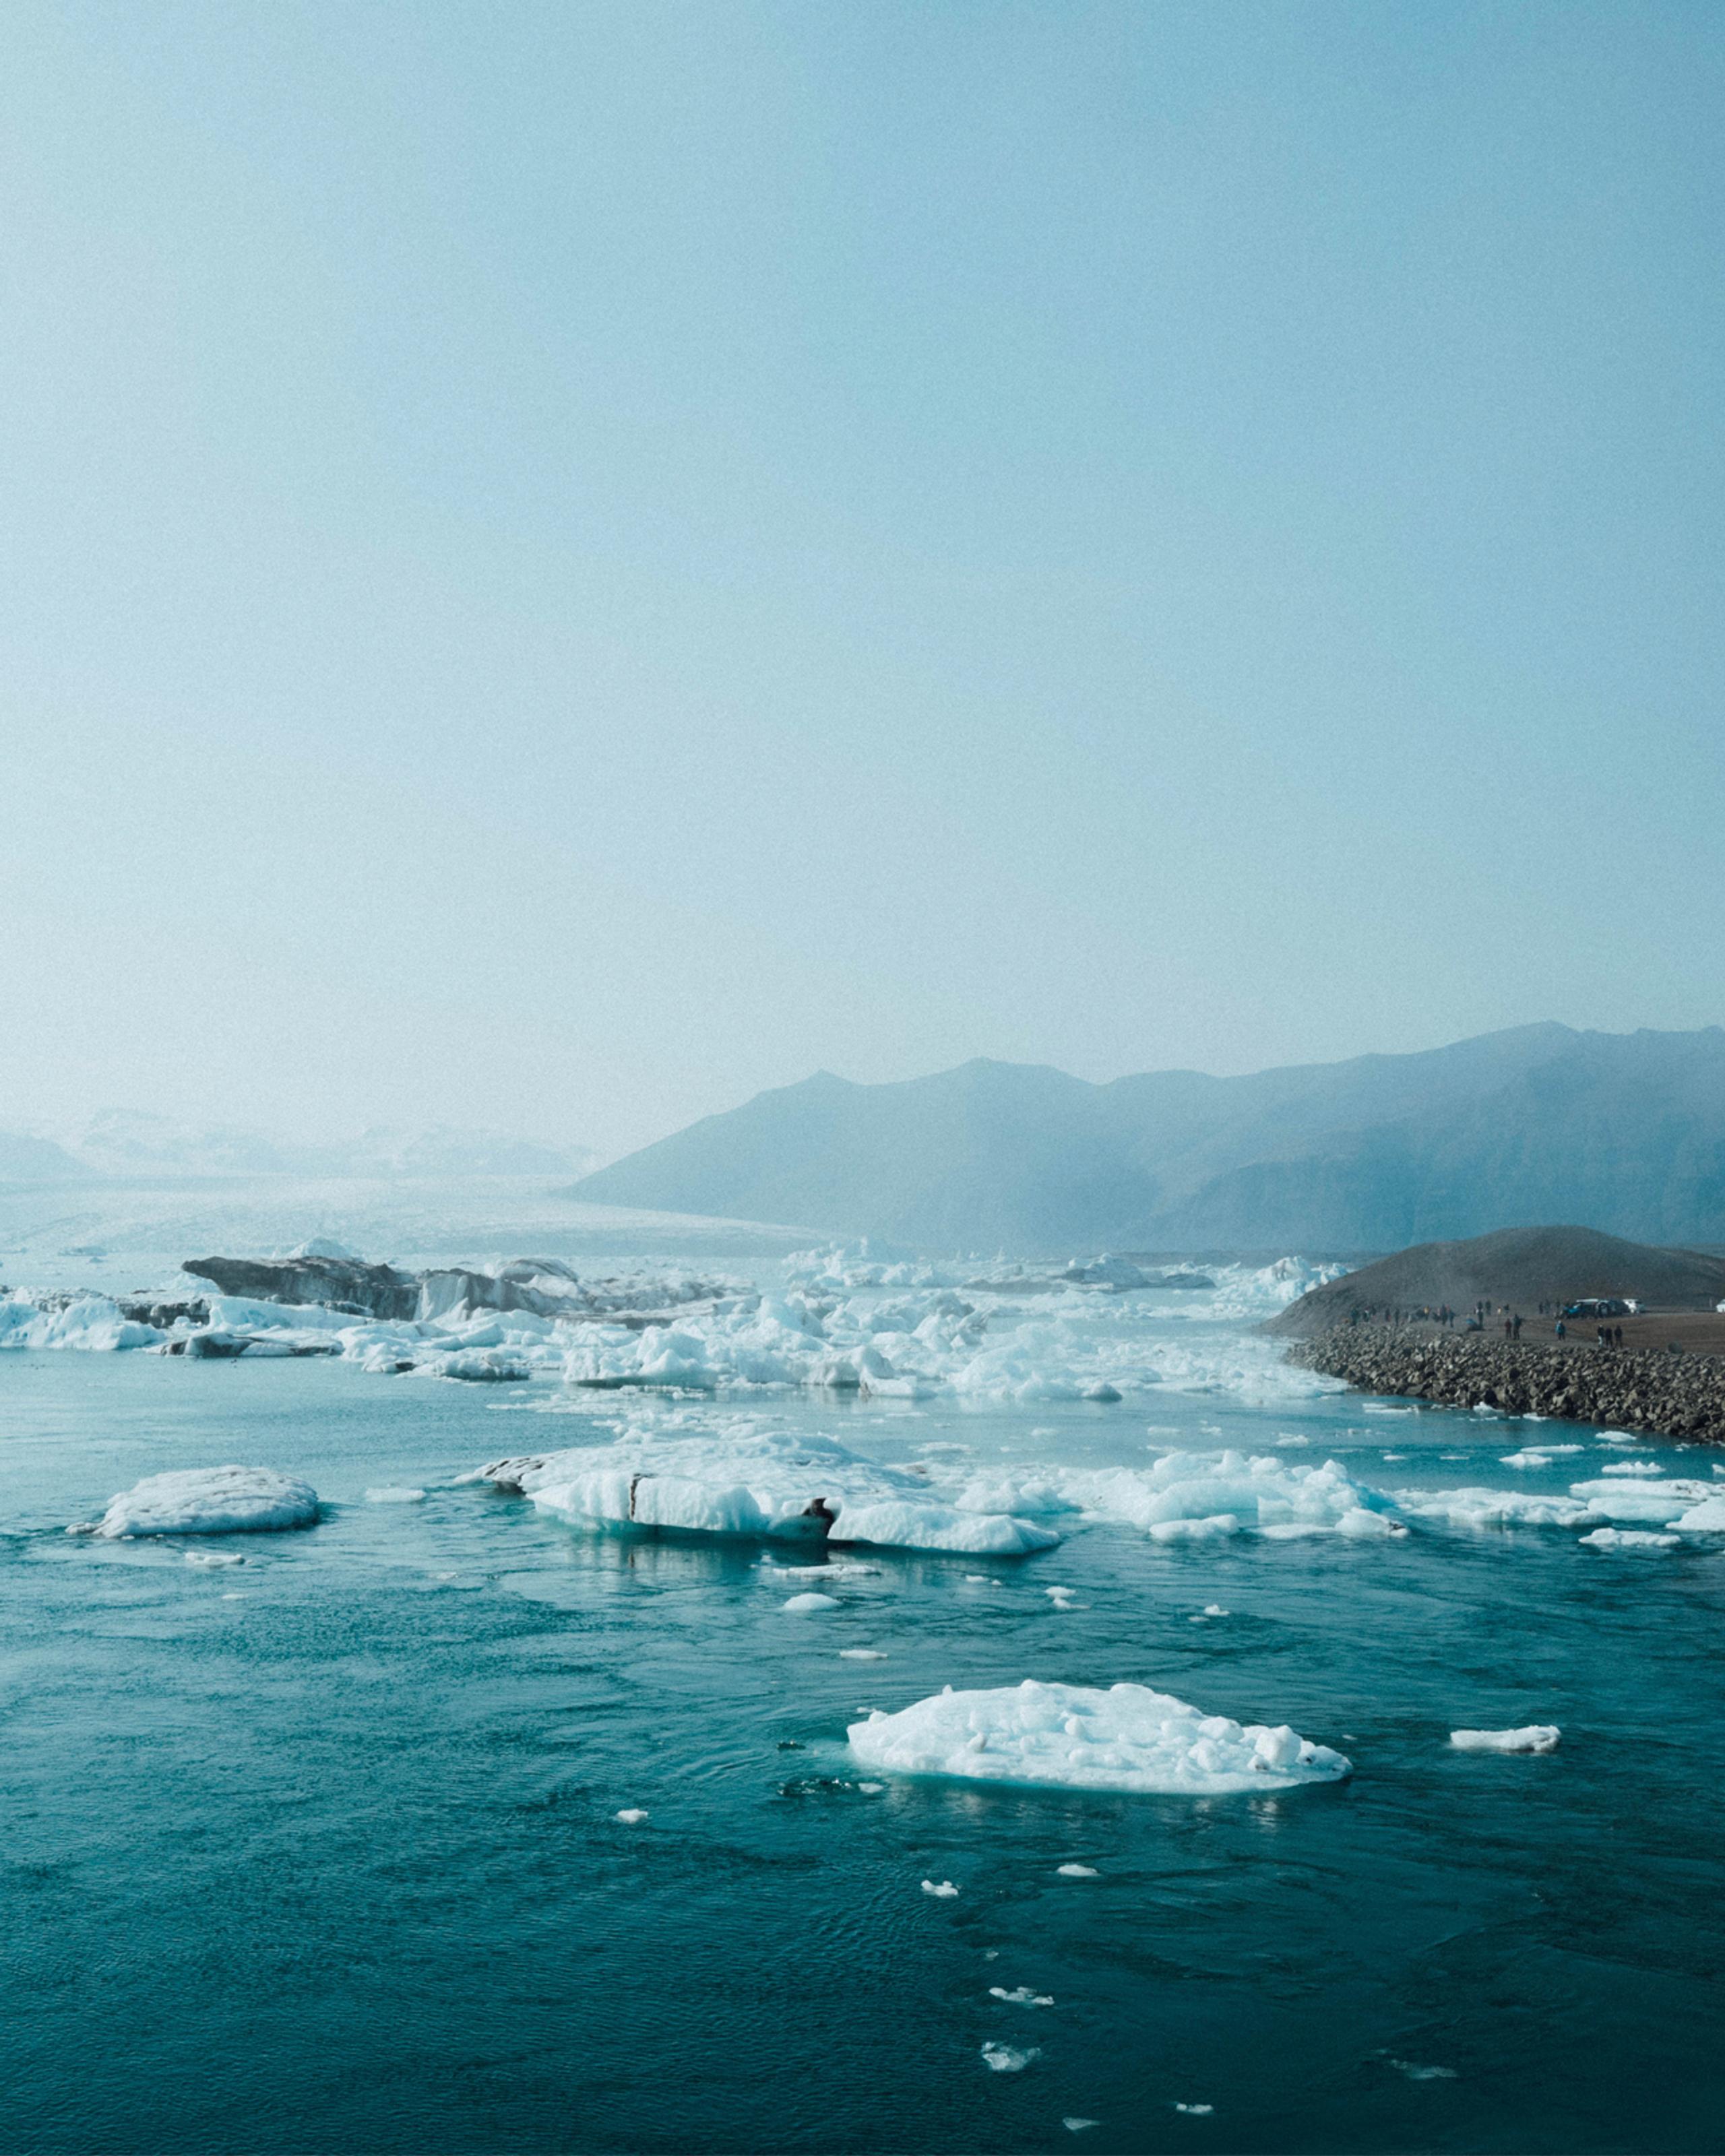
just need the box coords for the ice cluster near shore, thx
[73,1466,319,1538]
[848,1679,1352,1794]
[0,1249,1346,1408]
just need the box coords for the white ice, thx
[474,1422,1060,1555]
[850,1679,1351,1794]
[980,2044,1039,2072]
[78,1465,319,1538]
[1579,1528,1680,1550]
[1449,1725,1561,1754]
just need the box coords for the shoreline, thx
[1285,1324,1725,1445]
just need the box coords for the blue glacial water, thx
[5,1340,1725,2154]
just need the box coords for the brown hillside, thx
[1265,1225,1725,1337]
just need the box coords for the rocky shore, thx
[1288,1325,1725,1445]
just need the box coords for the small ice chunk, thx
[980,2043,1039,2073]
[1601,1460,1660,1476]
[1391,2061,1457,2081]
[839,1648,887,1659]
[615,1808,649,1824]
[989,1986,1054,2006]
[1057,1863,1099,1878]
[184,1550,244,1568]
[1449,1725,1560,1754]
[1499,1452,1552,1470]
[1063,2123,1100,2135]
[921,1878,959,1898]
[1203,1604,1228,1616]
[1580,1527,1679,1550]
[365,1486,427,1503]
[1174,2102,1215,2114]
[81,1466,319,1539]
[782,1591,840,1613]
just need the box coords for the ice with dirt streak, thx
[848,1678,1352,1794]
[469,1419,1060,1554]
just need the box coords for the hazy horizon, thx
[5,3,1722,1159]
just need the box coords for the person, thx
[1512,1314,1522,1340]
[1614,1324,1624,1348]
[1555,1319,1566,1339]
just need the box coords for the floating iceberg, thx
[472,1422,1059,1554]
[76,1465,319,1538]
[0,1296,163,1352]
[848,1679,1351,1794]
[1395,1486,1597,1529]
[960,1450,1403,1542]
[1580,1527,1679,1550]
[1449,1725,1560,1754]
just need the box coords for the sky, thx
[1,1,1722,1161]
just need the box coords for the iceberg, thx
[961,1450,1403,1542]
[474,1422,1058,1555]
[848,1678,1351,1794]
[76,1466,319,1538]
[0,1296,163,1352]
[1449,1725,1560,1754]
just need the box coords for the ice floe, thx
[75,1465,319,1538]
[849,1679,1351,1794]
[980,2043,1038,2072]
[1580,1528,1680,1551]
[1449,1725,1561,1754]
[469,1422,1060,1554]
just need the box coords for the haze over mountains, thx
[0,1114,595,1183]
[574,1025,1725,1255]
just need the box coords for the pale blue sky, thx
[2,1,1721,1157]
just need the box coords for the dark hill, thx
[573,1025,1725,1254]
[1265,1226,1725,1337]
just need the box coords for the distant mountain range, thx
[571,1024,1725,1254]
[0,1112,596,1183]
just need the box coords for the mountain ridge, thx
[571,1024,1725,1253]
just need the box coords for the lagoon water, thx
[5,1293,1725,2153]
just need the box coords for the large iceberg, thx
[75,1466,319,1538]
[470,1423,1059,1554]
[848,1679,1352,1794]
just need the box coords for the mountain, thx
[1265,1226,1725,1336]
[570,1025,1725,1253]
[0,1131,89,1182]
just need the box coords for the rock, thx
[1288,1327,1725,1447]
